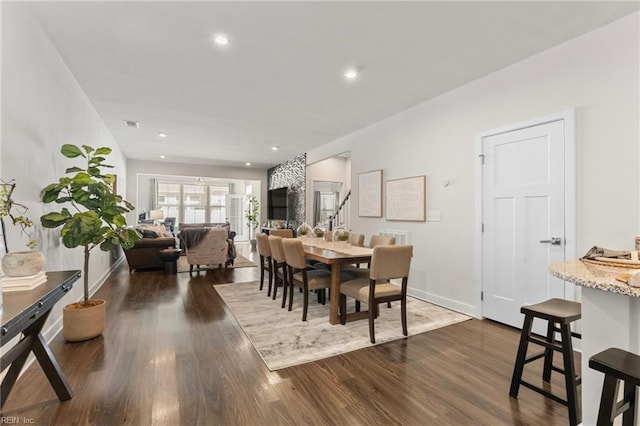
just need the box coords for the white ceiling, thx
[26,1,640,169]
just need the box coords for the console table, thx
[1,270,80,408]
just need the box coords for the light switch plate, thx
[427,210,441,222]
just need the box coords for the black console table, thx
[1,270,80,408]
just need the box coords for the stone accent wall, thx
[268,154,306,229]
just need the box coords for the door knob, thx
[539,237,562,245]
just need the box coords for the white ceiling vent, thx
[123,120,139,128]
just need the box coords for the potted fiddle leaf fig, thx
[40,144,141,342]
[245,195,259,251]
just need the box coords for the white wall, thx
[1,3,130,341]
[308,12,640,316]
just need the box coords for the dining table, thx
[301,238,373,325]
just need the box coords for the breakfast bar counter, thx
[548,260,640,425]
[549,260,640,298]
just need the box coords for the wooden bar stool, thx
[509,298,582,426]
[589,347,640,426]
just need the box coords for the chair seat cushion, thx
[340,279,401,301]
[292,269,354,290]
[292,269,331,290]
[341,267,370,279]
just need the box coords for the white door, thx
[481,118,568,329]
[227,195,244,240]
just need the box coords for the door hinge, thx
[481,223,484,233]
[479,154,485,165]
[481,291,484,301]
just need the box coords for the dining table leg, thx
[329,263,341,324]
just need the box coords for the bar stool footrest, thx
[520,380,569,406]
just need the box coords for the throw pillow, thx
[138,224,173,238]
[141,229,159,238]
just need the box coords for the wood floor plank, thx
[0,244,578,425]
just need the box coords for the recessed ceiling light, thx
[158,132,168,138]
[213,33,229,46]
[245,162,251,166]
[343,68,359,81]
[160,155,166,159]
[271,146,279,151]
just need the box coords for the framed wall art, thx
[385,175,426,221]
[358,169,383,217]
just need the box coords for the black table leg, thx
[1,308,73,407]
[32,333,73,401]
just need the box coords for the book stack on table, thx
[1,271,47,292]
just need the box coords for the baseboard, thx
[408,288,478,318]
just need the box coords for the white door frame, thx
[474,110,577,319]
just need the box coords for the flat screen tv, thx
[267,187,288,220]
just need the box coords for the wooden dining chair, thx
[368,235,396,248]
[282,238,352,321]
[348,233,365,247]
[339,245,413,343]
[267,235,288,307]
[345,234,397,279]
[269,229,293,238]
[256,233,273,295]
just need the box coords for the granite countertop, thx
[549,260,640,298]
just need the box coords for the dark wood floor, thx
[2,243,579,425]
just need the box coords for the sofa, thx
[123,224,176,272]
[177,222,236,251]
[178,222,236,241]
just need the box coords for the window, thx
[183,184,207,223]
[157,183,181,223]
[209,184,229,223]
[151,178,259,240]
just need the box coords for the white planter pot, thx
[1,251,44,277]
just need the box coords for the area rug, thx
[214,281,470,370]
[177,254,256,272]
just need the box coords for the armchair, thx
[180,227,236,275]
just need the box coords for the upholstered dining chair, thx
[339,245,413,343]
[368,235,396,248]
[267,235,289,307]
[269,229,293,238]
[345,234,397,280]
[281,238,355,322]
[348,233,365,247]
[256,233,273,295]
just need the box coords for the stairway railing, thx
[327,189,351,231]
